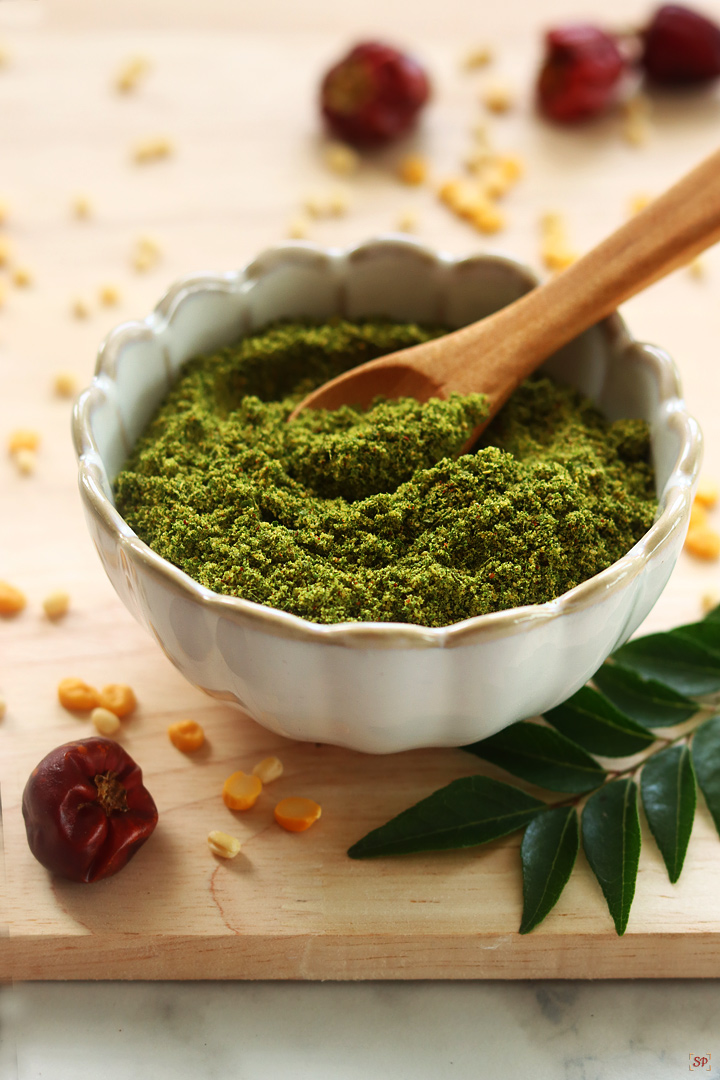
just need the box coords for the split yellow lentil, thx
[132,136,174,164]
[8,429,40,454]
[252,756,284,784]
[53,371,79,398]
[222,771,263,811]
[463,45,493,70]
[0,581,26,617]
[98,683,137,718]
[12,267,32,288]
[540,211,577,272]
[13,448,36,476]
[324,142,359,176]
[115,55,151,94]
[42,590,70,620]
[287,216,310,239]
[208,830,242,858]
[71,194,92,220]
[99,284,120,306]
[58,677,100,712]
[91,707,122,736]
[398,155,428,186]
[168,718,205,752]
[481,80,514,113]
[685,526,720,560]
[274,797,322,833]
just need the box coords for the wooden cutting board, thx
[3,703,720,981]
[3,5,720,981]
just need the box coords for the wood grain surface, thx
[2,0,720,980]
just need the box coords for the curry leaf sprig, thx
[347,604,720,936]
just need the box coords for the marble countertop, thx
[0,980,717,1078]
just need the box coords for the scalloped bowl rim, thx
[72,236,702,652]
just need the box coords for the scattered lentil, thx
[540,211,577,271]
[132,235,161,272]
[482,80,515,113]
[398,155,428,185]
[91,706,122,736]
[42,590,70,620]
[396,209,418,232]
[132,136,174,164]
[222,771,263,811]
[8,429,40,454]
[168,718,205,752]
[115,318,657,627]
[304,188,350,218]
[274,797,322,832]
[0,236,11,266]
[71,194,92,220]
[0,581,26,617]
[685,526,720,560]
[53,371,79,398]
[629,193,652,216]
[324,141,360,176]
[71,298,90,319]
[208,830,242,858]
[13,448,36,476]
[115,55,151,94]
[12,267,32,288]
[438,177,505,233]
[327,186,351,216]
[463,45,494,70]
[253,756,284,784]
[99,284,120,306]
[622,93,651,147]
[98,683,137,718]
[0,695,6,720]
[288,216,310,239]
[688,257,706,280]
[58,677,99,712]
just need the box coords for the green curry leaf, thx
[640,745,696,883]
[592,664,697,728]
[349,603,720,936]
[347,775,545,859]
[691,716,720,839]
[543,686,655,757]
[582,779,641,936]
[464,721,606,793]
[520,807,579,934]
[612,632,720,696]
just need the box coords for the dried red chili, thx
[22,736,158,883]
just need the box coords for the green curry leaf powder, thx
[114,319,657,627]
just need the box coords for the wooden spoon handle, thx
[427,146,720,410]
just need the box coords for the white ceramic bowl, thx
[73,237,701,753]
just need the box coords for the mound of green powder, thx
[114,319,657,627]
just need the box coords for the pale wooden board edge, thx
[3,932,720,981]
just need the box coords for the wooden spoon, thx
[290,148,720,436]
